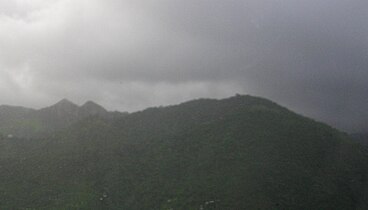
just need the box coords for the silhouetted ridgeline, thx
[0,95,367,209]
[0,99,126,138]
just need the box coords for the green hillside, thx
[0,99,123,138]
[0,95,367,209]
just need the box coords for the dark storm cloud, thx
[0,0,367,132]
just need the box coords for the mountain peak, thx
[42,98,79,114]
[54,98,78,107]
[82,100,101,107]
[80,100,108,116]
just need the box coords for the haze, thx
[0,0,367,132]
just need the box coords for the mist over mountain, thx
[0,95,367,209]
[351,133,368,147]
[0,99,123,138]
[1,0,368,132]
[1,1,367,209]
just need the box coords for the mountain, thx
[0,95,367,209]
[351,133,368,147]
[0,99,118,138]
[80,101,109,117]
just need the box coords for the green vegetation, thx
[0,95,367,209]
[0,99,120,138]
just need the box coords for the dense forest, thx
[0,95,367,209]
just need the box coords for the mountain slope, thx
[0,95,367,209]
[351,133,368,147]
[0,99,119,138]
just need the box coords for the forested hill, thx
[0,99,125,138]
[0,95,368,209]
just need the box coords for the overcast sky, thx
[0,0,368,132]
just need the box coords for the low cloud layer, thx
[0,0,367,132]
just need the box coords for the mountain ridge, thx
[0,95,367,209]
[0,99,120,138]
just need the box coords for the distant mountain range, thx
[0,95,367,209]
[0,99,125,138]
[351,133,368,147]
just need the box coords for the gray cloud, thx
[0,0,367,132]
